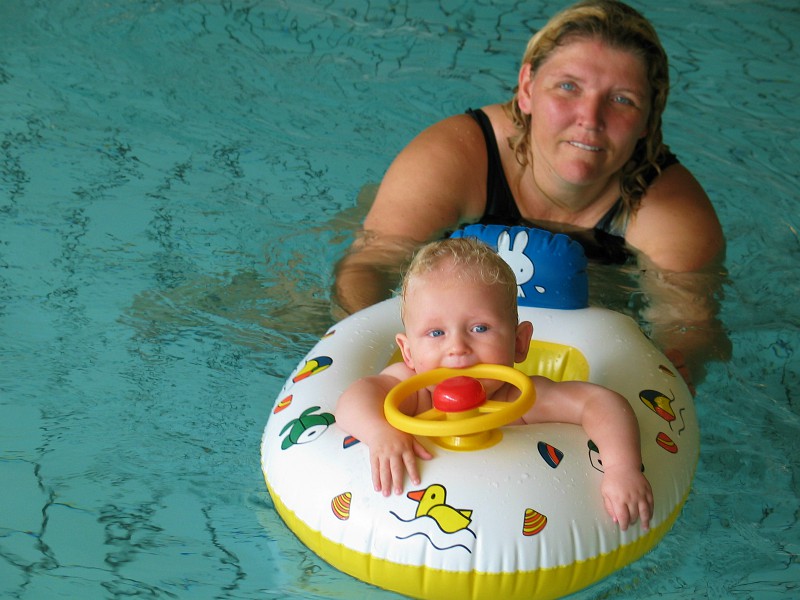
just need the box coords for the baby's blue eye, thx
[428,329,444,338]
[472,324,489,333]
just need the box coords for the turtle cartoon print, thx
[279,405,335,450]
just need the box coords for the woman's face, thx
[518,37,651,192]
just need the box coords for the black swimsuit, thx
[466,108,678,264]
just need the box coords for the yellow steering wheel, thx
[384,365,535,451]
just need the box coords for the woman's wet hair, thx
[505,0,671,229]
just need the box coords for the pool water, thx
[1,1,798,599]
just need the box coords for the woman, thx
[334,0,728,389]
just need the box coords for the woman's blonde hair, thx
[400,238,519,322]
[505,0,671,228]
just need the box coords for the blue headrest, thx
[450,225,588,309]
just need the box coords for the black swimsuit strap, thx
[464,108,680,264]
[465,108,521,223]
[594,197,624,234]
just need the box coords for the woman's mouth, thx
[569,141,602,152]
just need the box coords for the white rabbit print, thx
[496,230,545,297]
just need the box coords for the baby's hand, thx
[600,466,654,531]
[369,430,432,496]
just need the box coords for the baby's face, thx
[396,267,527,390]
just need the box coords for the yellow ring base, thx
[266,477,690,600]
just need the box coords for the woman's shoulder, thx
[413,104,511,147]
[412,110,489,152]
[365,111,494,236]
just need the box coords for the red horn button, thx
[433,376,486,412]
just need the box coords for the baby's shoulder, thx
[379,363,433,415]
[381,361,415,380]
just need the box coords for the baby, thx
[335,237,653,530]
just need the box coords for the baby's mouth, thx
[442,359,476,370]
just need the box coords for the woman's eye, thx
[559,81,576,92]
[612,94,635,106]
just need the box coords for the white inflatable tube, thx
[260,297,698,599]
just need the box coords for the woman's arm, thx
[638,259,732,392]
[626,164,730,389]
[332,231,418,315]
[333,114,488,314]
[627,163,724,272]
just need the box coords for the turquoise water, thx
[1,1,798,599]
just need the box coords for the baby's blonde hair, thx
[400,238,519,322]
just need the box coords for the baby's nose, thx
[448,334,470,354]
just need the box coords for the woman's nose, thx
[578,95,605,131]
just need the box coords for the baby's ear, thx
[395,333,415,369]
[514,321,534,362]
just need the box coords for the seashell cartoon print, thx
[331,492,352,520]
[522,508,548,536]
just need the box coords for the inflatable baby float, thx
[260,225,698,599]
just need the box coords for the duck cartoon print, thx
[389,483,477,553]
[407,484,473,534]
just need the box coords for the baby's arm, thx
[335,370,432,496]
[525,378,653,530]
